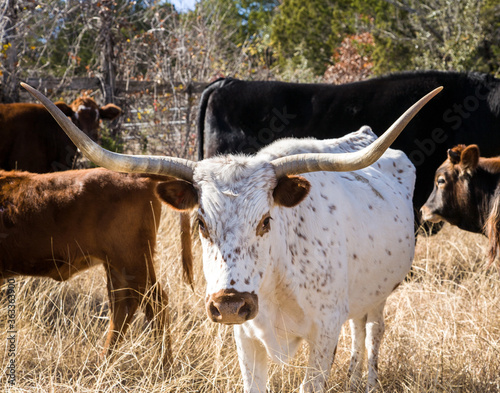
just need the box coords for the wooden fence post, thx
[97,0,116,105]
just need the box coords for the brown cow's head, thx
[55,96,121,141]
[421,144,482,232]
[422,145,500,265]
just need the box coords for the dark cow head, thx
[421,144,482,232]
[422,144,500,265]
[56,96,121,141]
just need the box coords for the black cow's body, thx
[198,71,500,212]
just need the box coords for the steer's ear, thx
[156,180,198,211]
[460,144,480,175]
[99,104,122,120]
[273,175,311,208]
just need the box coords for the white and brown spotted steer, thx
[23,83,441,393]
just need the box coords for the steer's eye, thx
[257,213,272,236]
[198,217,209,238]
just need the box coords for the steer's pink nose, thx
[206,289,258,325]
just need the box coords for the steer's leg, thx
[102,266,139,360]
[348,314,367,391]
[365,301,386,392]
[301,317,343,393]
[234,325,268,393]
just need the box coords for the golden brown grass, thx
[1,208,499,392]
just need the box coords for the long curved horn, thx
[21,82,196,182]
[272,86,443,178]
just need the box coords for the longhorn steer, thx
[421,144,500,266]
[0,167,186,365]
[23,83,441,392]
[0,96,121,173]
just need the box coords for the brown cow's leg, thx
[143,276,172,368]
[102,267,139,361]
[103,256,172,367]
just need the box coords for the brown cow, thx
[0,167,191,365]
[421,144,500,266]
[0,96,121,173]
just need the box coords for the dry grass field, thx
[1,207,499,392]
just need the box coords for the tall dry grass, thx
[0,208,499,392]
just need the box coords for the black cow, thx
[197,71,500,217]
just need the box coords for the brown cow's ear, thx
[156,180,198,211]
[460,145,480,174]
[55,102,74,117]
[99,104,122,120]
[273,175,311,207]
[447,146,462,165]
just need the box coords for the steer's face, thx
[200,162,275,324]
[156,156,310,325]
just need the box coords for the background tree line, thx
[2,0,499,96]
[1,0,499,158]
